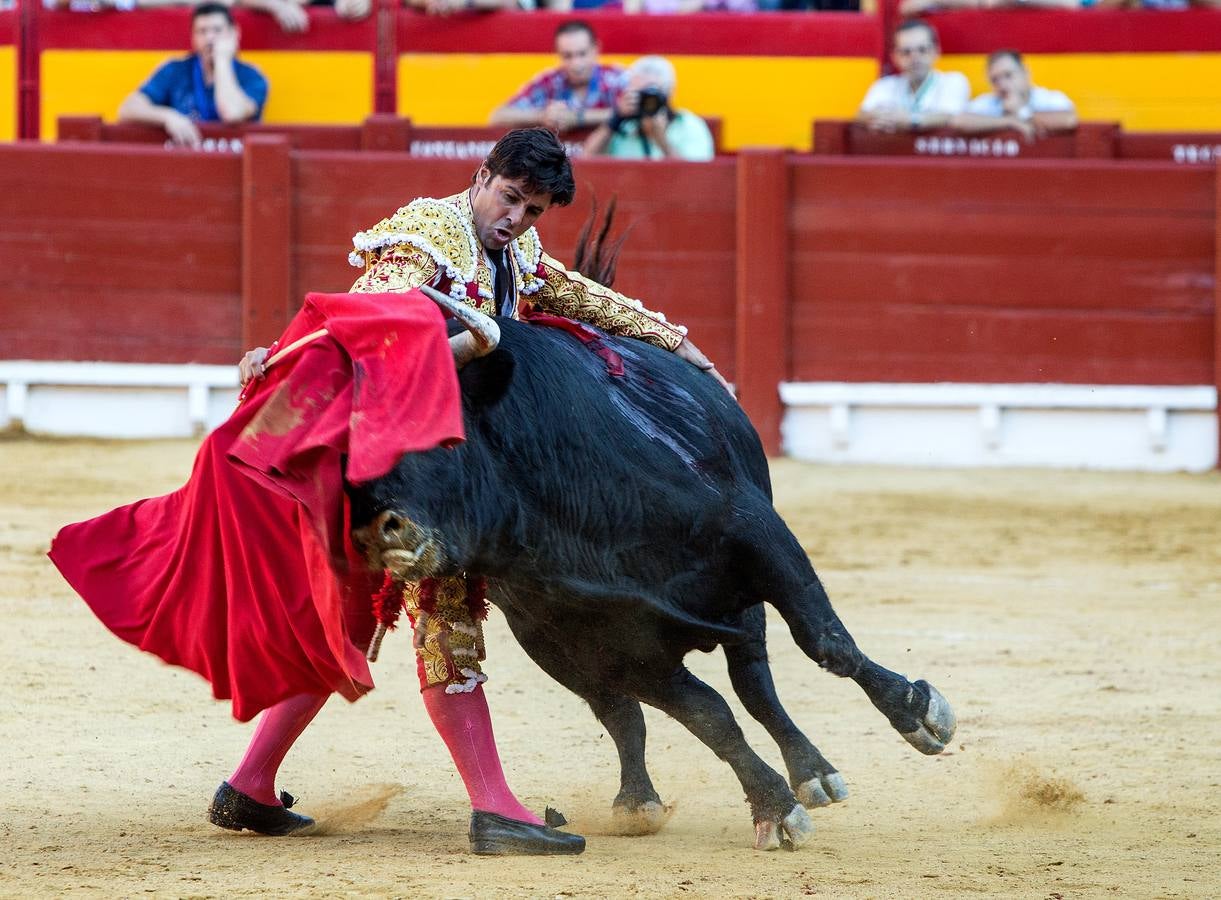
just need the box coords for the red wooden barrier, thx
[0,142,242,363]
[1118,132,1221,166]
[1,142,1218,454]
[812,120,1119,159]
[788,157,1216,387]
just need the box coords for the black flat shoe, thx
[207,782,316,836]
[469,810,586,856]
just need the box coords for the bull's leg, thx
[499,612,669,833]
[634,667,814,851]
[585,693,675,835]
[777,576,956,755]
[724,607,848,809]
[739,508,956,755]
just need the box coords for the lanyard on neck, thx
[910,72,936,111]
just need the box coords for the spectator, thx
[117,3,268,148]
[583,56,714,161]
[953,50,1077,140]
[490,21,625,134]
[857,19,969,132]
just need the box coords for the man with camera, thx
[583,56,715,161]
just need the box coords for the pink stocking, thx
[422,684,543,825]
[227,692,328,806]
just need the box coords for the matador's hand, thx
[675,337,734,397]
[238,347,270,386]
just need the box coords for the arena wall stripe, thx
[928,9,1221,54]
[397,54,877,151]
[39,50,373,139]
[944,53,1221,133]
[0,46,14,142]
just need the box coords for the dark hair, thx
[895,18,938,47]
[192,2,234,24]
[987,48,1025,68]
[555,20,596,44]
[482,128,576,208]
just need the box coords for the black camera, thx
[636,86,669,118]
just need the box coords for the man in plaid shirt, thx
[491,20,625,134]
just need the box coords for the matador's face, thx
[469,167,553,252]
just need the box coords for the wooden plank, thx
[0,144,242,362]
[791,305,1212,386]
[787,155,1216,386]
[1215,157,1221,465]
[242,135,293,348]
[736,149,786,455]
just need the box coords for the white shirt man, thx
[858,20,970,132]
[953,50,1078,140]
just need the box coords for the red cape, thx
[49,292,463,722]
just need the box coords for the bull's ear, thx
[458,348,515,410]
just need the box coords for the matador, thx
[232,127,725,852]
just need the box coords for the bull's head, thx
[349,285,500,578]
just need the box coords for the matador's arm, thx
[530,251,687,352]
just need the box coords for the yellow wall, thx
[398,53,879,151]
[40,50,373,140]
[945,52,1221,132]
[0,47,14,141]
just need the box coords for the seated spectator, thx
[857,19,969,132]
[490,21,625,134]
[583,56,714,161]
[953,50,1077,140]
[117,3,268,148]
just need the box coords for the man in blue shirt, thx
[118,3,269,148]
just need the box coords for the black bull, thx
[348,317,956,850]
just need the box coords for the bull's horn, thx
[420,285,500,368]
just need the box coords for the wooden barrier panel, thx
[0,143,242,364]
[788,157,1216,387]
[2,141,1218,453]
[812,120,1119,159]
[288,152,739,381]
[1118,132,1221,166]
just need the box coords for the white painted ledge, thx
[0,361,239,438]
[780,382,1218,472]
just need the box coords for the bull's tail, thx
[547,575,748,645]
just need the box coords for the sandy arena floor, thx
[1,437,1218,898]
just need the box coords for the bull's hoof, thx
[796,772,849,808]
[900,681,957,755]
[610,800,675,836]
[753,804,813,851]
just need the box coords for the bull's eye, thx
[381,515,401,536]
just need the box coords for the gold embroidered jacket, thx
[348,191,687,352]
